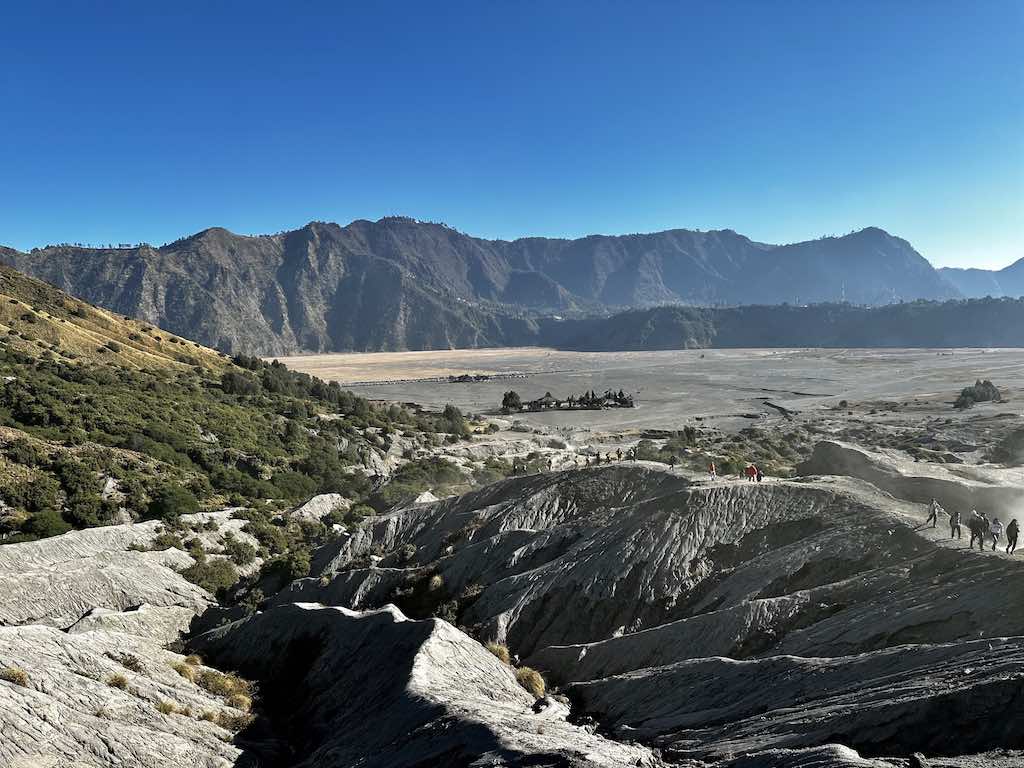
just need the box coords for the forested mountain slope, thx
[1,218,958,354]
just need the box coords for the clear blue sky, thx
[1,1,1020,268]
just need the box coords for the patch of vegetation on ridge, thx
[0,343,470,543]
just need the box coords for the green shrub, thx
[221,533,257,566]
[181,556,239,596]
[150,530,185,550]
[21,508,71,539]
[146,484,200,523]
[4,438,45,467]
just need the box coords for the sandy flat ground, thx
[275,347,1024,432]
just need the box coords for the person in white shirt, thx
[990,517,1004,552]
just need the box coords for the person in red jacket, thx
[745,464,758,482]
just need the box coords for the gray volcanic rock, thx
[0,625,241,768]
[65,604,201,644]
[287,462,1024,765]
[567,636,1024,761]
[0,521,209,629]
[304,467,946,656]
[3,454,1022,766]
[190,602,660,768]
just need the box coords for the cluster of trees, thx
[500,389,633,413]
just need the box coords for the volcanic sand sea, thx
[274,347,1024,432]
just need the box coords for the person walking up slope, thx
[991,517,1004,552]
[968,511,986,551]
[949,508,961,539]
[1007,518,1019,554]
[925,498,941,528]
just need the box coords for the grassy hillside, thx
[0,264,228,370]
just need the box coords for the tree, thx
[145,484,200,523]
[501,391,522,413]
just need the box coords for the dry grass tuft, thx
[184,654,203,666]
[216,710,255,731]
[156,700,176,715]
[198,669,252,698]
[171,661,197,682]
[0,666,29,687]
[485,642,510,665]
[106,673,129,690]
[226,692,252,712]
[514,666,545,699]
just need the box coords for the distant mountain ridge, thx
[939,258,1024,298]
[545,299,1024,351]
[0,217,960,354]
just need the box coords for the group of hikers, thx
[707,461,764,482]
[926,497,1019,554]
[511,448,769,479]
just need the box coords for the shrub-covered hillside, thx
[0,270,470,543]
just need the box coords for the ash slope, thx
[287,458,1024,765]
[0,507,660,768]
[2,444,1022,767]
[1,219,956,354]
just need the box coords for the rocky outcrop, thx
[303,467,945,657]
[0,521,209,629]
[0,625,242,768]
[287,463,1024,765]
[568,637,1024,761]
[190,602,660,768]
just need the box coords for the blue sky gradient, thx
[1,1,1020,267]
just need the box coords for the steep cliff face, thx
[1,219,959,354]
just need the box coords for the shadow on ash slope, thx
[264,452,1024,767]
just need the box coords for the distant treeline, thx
[537,298,1024,350]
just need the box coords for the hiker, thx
[968,511,987,551]
[745,464,758,482]
[709,461,717,480]
[1007,518,1019,554]
[990,517,1004,552]
[547,458,553,472]
[616,448,622,461]
[949,508,961,539]
[756,466,764,483]
[925,498,941,528]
